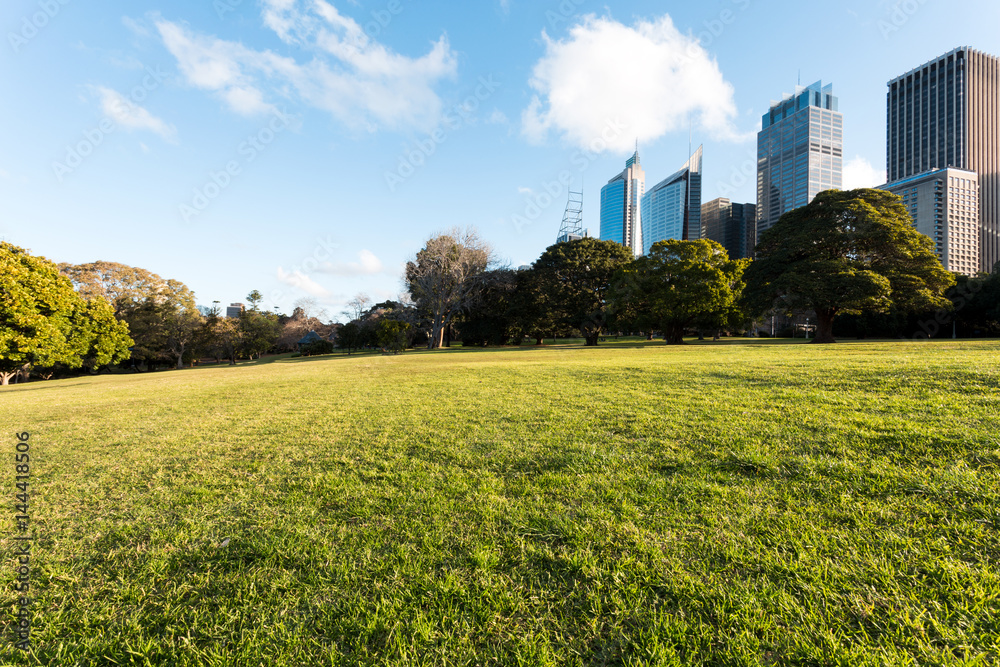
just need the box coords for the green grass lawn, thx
[1,339,998,666]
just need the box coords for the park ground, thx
[1,338,998,666]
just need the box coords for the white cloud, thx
[517,186,533,195]
[276,267,331,297]
[156,1,458,131]
[317,249,384,276]
[843,156,885,190]
[96,86,177,142]
[522,14,747,152]
[499,0,511,15]
[487,109,509,125]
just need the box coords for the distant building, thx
[600,148,645,256]
[701,198,757,259]
[640,146,703,254]
[880,168,980,276]
[756,80,843,239]
[887,47,1000,272]
[226,303,245,318]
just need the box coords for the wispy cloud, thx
[317,249,384,276]
[276,267,331,297]
[522,14,748,152]
[155,1,458,132]
[96,86,177,142]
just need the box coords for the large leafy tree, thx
[406,228,493,349]
[745,189,955,343]
[239,309,282,360]
[533,238,634,346]
[1,243,132,385]
[613,239,749,345]
[460,268,519,347]
[61,261,201,368]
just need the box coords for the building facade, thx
[640,146,703,255]
[600,149,645,256]
[756,81,843,238]
[887,47,1000,273]
[880,168,980,276]
[226,303,245,318]
[701,198,757,260]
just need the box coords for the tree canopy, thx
[1,243,132,385]
[744,189,955,343]
[613,239,749,344]
[406,228,493,349]
[532,238,634,346]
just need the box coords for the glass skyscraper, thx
[600,149,645,256]
[887,47,1000,273]
[640,146,703,255]
[756,81,843,238]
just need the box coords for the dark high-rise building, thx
[756,81,843,239]
[600,149,645,257]
[701,198,757,260]
[887,47,1000,273]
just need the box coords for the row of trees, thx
[2,248,342,384]
[404,190,984,347]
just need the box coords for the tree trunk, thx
[812,310,837,344]
[175,342,185,369]
[0,373,11,386]
[665,325,685,345]
[584,334,600,346]
[535,337,544,346]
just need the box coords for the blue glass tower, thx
[600,149,645,256]
[640,146,703,254]
[756,81,843,240]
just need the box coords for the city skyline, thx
[3,1,999,316]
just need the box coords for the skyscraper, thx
[887,47,1000,273]
[640,146,703,255]
[756,81,843,238]
[701,197,756,260]
[879,168,980,276]
[600,148,645,256]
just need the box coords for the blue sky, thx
[2,0,997,317]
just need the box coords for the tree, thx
[532,238,634,346]
[406,228,494,349]
[72,297,133,372]
[744,189,955,344]
[239,309,281,360]
[1,243,132,385]
[613,240,749,345]
[59,261,167,317]
[507,267,567,345]
[246,290,264,312]
[61,261,201,368]
[460,269,518,347]
[376,319,410,354]
[337,321,363,355]
[342,293,372,323]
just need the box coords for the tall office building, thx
[756,81,843,238]
[701,198,756,260]
[887,47,1000,273]
[600,149,645,256]
[880,168,980,276]
[640,146,703,255]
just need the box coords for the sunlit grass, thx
[1,339,998,665]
